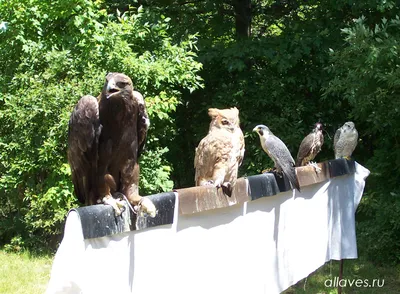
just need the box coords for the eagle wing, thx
[67,95,101,204]
[133,91,149,158]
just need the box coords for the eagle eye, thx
[117,81,129,88]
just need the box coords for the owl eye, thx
[221,119,230,125]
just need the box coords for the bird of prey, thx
[296,122,324,172]
[67,72,156,217]
[194,107,245,196]
[334,121,358,159]
[253,125,300,192]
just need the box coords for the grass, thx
[284,258,400,294]
[0,250,53,294]
[0,250,399,294]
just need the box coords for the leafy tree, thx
[325,16,400,264]
[0,0,202,250]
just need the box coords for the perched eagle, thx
[296,122,324,172]
[194,107,245,196]
[67,72,156,217]
[253,125,300,192]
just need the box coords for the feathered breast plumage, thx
[194,107,245,196]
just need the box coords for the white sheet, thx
[46,162,370,294]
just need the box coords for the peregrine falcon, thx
[296,122,324,172]
[334,121,358,159]
[253,125,300,192]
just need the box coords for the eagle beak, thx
[106,78,120,99]
[252,126,259,133]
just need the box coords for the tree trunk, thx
[233,0,252,38]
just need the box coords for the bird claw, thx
[221,182,232,197]
[262,167,275,174]
[103,194,126,216]
[134,197,157,218]
[204,180,215,186]
[307,161,321,173]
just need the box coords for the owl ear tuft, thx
[208,108,220,118]
[231,107,239,116]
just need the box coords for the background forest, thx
[0,0,399,265]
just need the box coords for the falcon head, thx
[313,122,323,132]
[253,125,273,138]
[102,72,134,100]
[342,121,355,132]
[208,107,240,132]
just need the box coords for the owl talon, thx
[221,182,232,197]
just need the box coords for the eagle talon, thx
[102,195,125,216]
[135,197,157,218]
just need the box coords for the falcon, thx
[296,122,324,172]
[253,125,300,192]
[67,72,156,217]
[334,121,358,159]
[194,107,245,196]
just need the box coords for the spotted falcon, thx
[296,122,324,172]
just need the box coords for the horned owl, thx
[334,121,358,159]
[194,107,245,196]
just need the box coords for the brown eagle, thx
[67,72,156,217]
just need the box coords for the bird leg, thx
[133,196,157,218]
[262,167,276,174]
[307,161,321,173]
[101,175,125,216]
[102,194,125,216]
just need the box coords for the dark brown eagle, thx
[67,72,156,217]
[296,122,324,172]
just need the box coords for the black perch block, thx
[72,192,176,240]
[247,173,280,200]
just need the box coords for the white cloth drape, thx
[46,162,370,294]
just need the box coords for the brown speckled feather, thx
[194,107,245,194]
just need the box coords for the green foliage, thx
[0,0,202,250]
[1,0,400,266]
[325,15,400,264]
